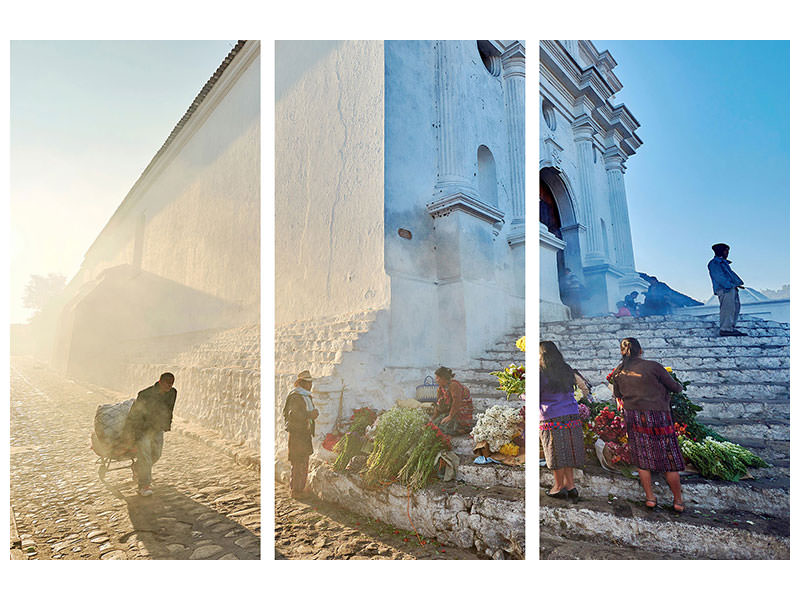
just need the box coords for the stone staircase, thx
[538,313,789,559]
[540,314,789,465]
[453,325,526,491]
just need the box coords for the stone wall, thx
[117,324,260,451]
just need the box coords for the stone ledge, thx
[308,464,524,559]
[539,464,788,517]
[540,502,789,560]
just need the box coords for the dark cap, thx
[712,243,730,256]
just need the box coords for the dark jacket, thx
[612,358,682,412]
[124,383,177,441]
[283,390,315,462]
[708,256,744,295]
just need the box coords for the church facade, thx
[275,41,525,463]
[539,40,647,321]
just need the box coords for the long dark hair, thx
[539,340,574,393]
[611,337,643,378]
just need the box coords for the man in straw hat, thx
[708,243,746,336]
[282,370,318,498]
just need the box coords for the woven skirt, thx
[623,408,685,472]
[539,413,585,469]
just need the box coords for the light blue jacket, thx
[708,256,743,295]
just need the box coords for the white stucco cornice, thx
[426,191,505,226]
[541,39,643,158]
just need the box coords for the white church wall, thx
[384,40,524,367]
[275,41,390,326]
[79,41,261,329]
[46,42,262,449]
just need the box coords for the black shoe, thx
[545,488,568,499]
[730,329,747,336]
[566,487,579,502]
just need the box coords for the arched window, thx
[477,145,498,208]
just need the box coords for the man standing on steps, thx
[708,243,746,337]
[123,372,177,496]
[283,370,318,498]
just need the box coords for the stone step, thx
[574,367,789,387]
[697,417,790,442]
[539,464,788,518]
[565,355,789,371]
[541,320,787,334]
[544,314,787,328]
[540,496,789,560]
[689,398,790,421]
[308,463,525,559]
[456,455,524,489]
[472,396,524,413]
[544,336,790,353]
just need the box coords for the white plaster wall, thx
[385,40,524,367]
[82,47,260,317]
[275,41,390,325]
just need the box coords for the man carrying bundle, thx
[122,372,177,496]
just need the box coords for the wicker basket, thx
[415,376,438,403]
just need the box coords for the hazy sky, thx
[596,40,790,302]
[10,40,237,323]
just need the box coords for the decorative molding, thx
[508,226,526,248]
[539,224,566,252]
[500,41,525,80]
[427,190,505,226]
[542,137,564,168]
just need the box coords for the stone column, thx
[501,42,525,234]
[572,116,604,263]
[434,40,471,197]
[604,151,636,271]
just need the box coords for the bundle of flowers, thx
[361,407,428,486]
[471,405,524,453]
[348,407,378,435]
[490,364,525,399]
[499,442,520,456]
[589,406,626,443]
[515,336,526,352]
[678,436,769,481]
[322,432,343,451]
[397,422,452,490]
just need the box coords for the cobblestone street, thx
[10,357,260,560]
[274,483,484,560]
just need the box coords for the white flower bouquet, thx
[470,404,524,453]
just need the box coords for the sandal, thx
[645,497,657,509]
[672,501,685,514]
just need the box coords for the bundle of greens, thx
[397,422,452,490]
[361,408,428,486]
[678,436,769,481]
[668,371,726,442]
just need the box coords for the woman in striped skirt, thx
[610,337,686,513]
[539,341,588,501]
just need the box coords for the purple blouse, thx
[540,390,579,421]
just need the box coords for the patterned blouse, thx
[436,379,473,427]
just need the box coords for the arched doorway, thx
[539,167,585,320]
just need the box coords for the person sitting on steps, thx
[431,367,473,436]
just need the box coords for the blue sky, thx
[10,40,236,323]
[596,40,790,302]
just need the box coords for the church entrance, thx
[539,177,566,297]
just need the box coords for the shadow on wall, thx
[275,40,343,102]
[53,264,244,389]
